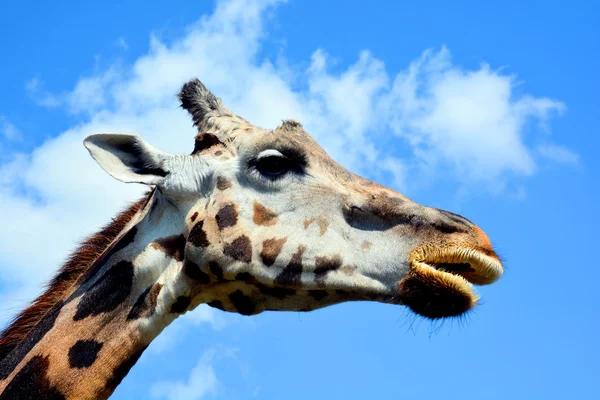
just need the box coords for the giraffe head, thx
[84,78,503,320]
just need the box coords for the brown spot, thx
[209,262,224,280]
[214,150,223,156]
[308,290,329,301]
[81,226,136,287]
[73,260,135,321]
[188,221,209,247]
[314,255,343,282]
[317,220,329,235]
[253,201,279,226]
[235,272,254,281]
[170,296,192,314]
[216,176,232,190]
[190,212,199,222]
[340,266,357,275]
[224,235,252,263]
[229,290,255,315]
[152,234,186,262]
[274,245,306,286]
[361,240,372,251]
[303,218,328,235]
[216,204,238,230]
[207,300,225,311]
[0,355,65,399]
[0,306,61,380]
[112,226,138,254]
[233,273,297,300]
[68,339,104,369]
[261,237,287,266]
[192,133,224,154]
[184,261,211,284]
[127,283,163,320]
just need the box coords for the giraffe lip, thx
[396,246,503,319]
[412,245,503,286]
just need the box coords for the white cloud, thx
[0,116,20,141]
[304,49,389,170]
[537,143,580,166]
[0,0,573,325]
[150,346,237,400]
[25,77,62,108]
[117,37,128,50]
[382,47,567,185]
[67,67,121,114]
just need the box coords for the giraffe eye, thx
[249,148,307,181]
[254,155,294,179]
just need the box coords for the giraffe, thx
[0,78,503,399]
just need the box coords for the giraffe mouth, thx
[397,245,503,319]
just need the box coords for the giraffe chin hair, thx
[396,246,504,319]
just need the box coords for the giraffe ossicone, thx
[0,78,503,399]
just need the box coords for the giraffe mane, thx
[0,191,153,362]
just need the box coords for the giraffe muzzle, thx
[396,245,503,319]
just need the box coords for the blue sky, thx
[1,0,598,399]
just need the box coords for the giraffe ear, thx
[84,133,170,185]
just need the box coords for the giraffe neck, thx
[0,192,192,400]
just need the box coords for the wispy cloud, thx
[117,37,129,51]
[25,77,62,108]
[150,346,237,400]
[0,0,572,325]
[537,143,580,166]
[0,116,20,141]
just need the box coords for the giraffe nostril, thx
[435,209,474,228]
[344,202,467,233]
